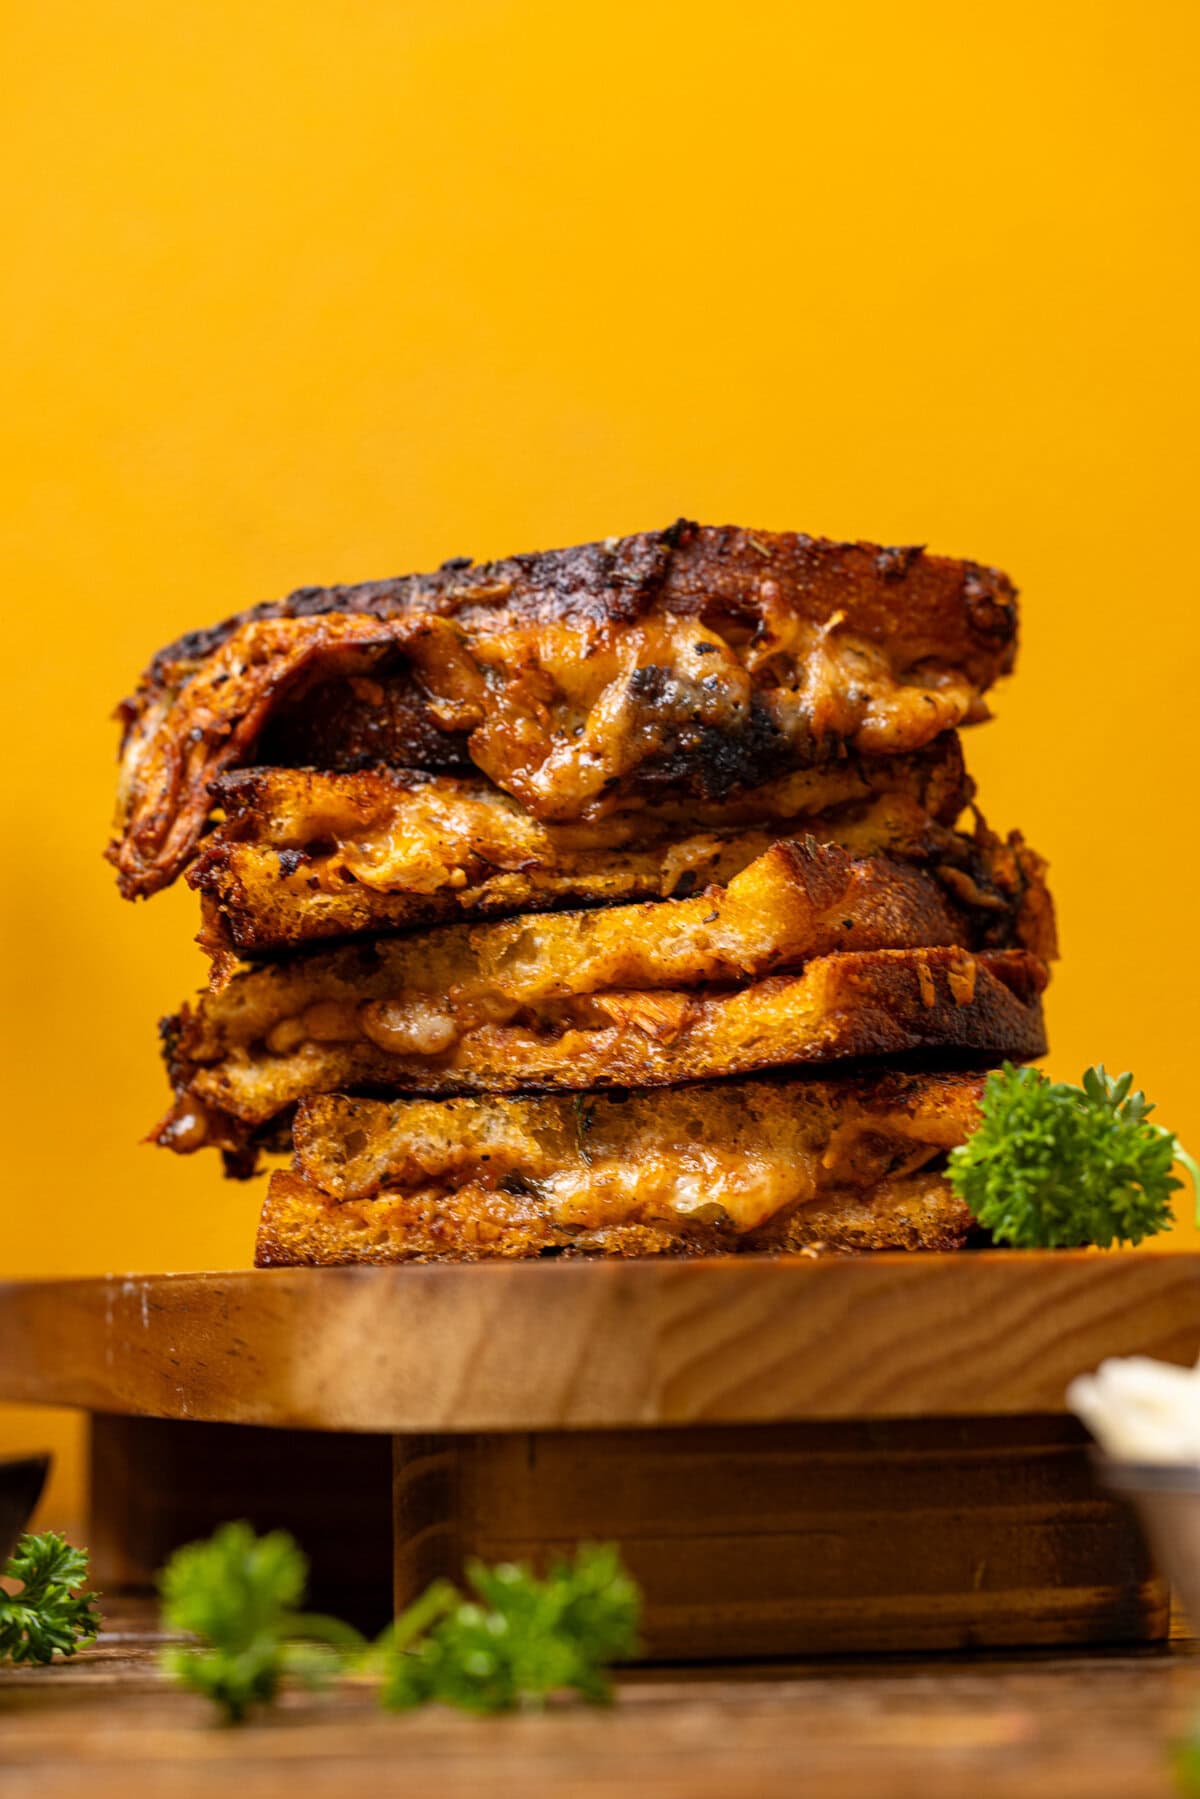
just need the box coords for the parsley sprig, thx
[159,1522,365,1724]
[159,1525,641,1723]
[0,1531,101,1665]
[948,1063,1200,1249]
[376,1545,642,1713]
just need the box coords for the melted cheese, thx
[537,1149,815,1233]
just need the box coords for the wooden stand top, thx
[2,1250,1198,1434]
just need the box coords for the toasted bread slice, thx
[172,835,1050,1097]
[292,1070,982,1210]
[191,738,992,963]
[160,946,1046,1159]
[110,521,1017,897]
[257,1148,975,1264]
[260,1069,983,1262]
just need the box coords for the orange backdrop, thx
[3,0,1199,1526]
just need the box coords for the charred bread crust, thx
[138,521,1018,695]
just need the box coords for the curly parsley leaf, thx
[159,1522,365,1724]
[948,1062,1200,1249]
[377,1543,642,1715]
[0,1531,101,1665]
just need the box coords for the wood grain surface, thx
[0,1602,1195,1799]
[1,1252,1198,1432]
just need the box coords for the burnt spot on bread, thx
[633,701,791,805]
[963,567,1019,652]
[875,544,925,581]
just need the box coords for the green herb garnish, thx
[159,1522,364,1724]
[948,1063,1200,1249]
[158,1527,640,1723]
[0,1531,100,1665]
[376,1544,641,1714]
[1173,1726,1200,1795]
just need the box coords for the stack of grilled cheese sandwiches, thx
[109,521,1055,1262]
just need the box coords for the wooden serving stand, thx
[3,1251,1199,1659]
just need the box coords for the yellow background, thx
[3,0,1198,1526]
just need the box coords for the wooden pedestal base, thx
[89,1415,395,1630]
[88,1412,1166,1656]
[392,1418,1166,1656]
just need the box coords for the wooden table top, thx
[1,1605,1198,1798]
[3,1251,1199,1431]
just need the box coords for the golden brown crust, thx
[779,1177,974,1253]
[187,738,1005,961]
[254,1167,974,1265]
[110,522,1017,899]
[160,946,1046,1157]
[185,830,1050,1028]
